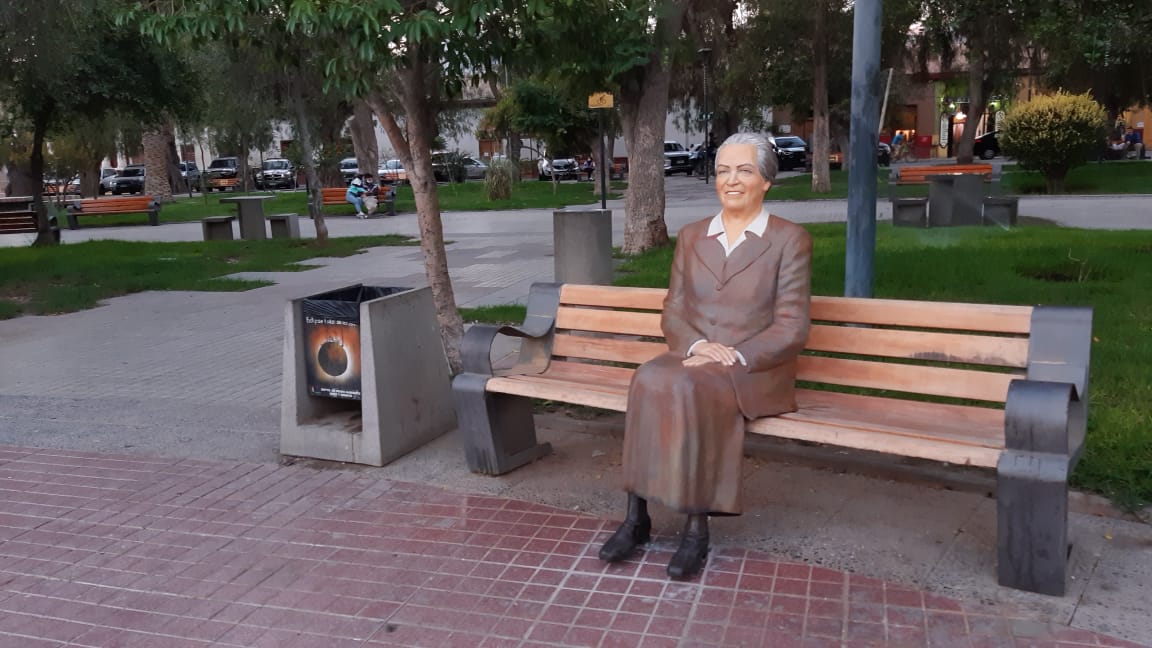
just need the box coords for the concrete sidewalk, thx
[0,181,1150,645]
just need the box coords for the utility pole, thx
[698,47,712,185]
[845,0,881,298]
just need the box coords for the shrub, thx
[1000,91,1107,193]
[484,158,520,200]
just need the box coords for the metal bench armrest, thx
[460,283,562,376]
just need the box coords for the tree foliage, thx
[0,0,198,243]
[1030,0,1152,117]
[1000,91,1107,193]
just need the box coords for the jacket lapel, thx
[721,229,773,284]
[692,235,726,285]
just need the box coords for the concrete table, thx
[926,175,956,226]
[951,173,986,226]
[219,195,274,241]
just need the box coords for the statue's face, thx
[715,144,770,214]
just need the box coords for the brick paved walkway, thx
[0,445,1142,648]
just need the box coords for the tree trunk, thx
[372,64,465,374]
[618,0,688,255]
[350,98,379,180]
[165,131,190,196]
[30,113,57,247]
[290,81,329,243]
[955,41,986,165]
[811,1,831,193]
[142,127,173,201]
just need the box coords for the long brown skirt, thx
[621,353,745,515]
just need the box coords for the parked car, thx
[99,168,119,195]
[974,131,1001,159]
[460,156,488,180]
[538,155,580,181]
[826,143,892,170]
[42,175,81,196]
[378,159,408,184]
[431,151,487,182]
[178,161,201,191]
[110,165,146,195]
[339,157,360,185]
[203,157,240,192]
[254,158,297,190]
[771,136,809,171]
[663,140,693,175]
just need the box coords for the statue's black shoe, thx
[666,532,709,580]
[598,518,652,563]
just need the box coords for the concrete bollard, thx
[553,208,613,285]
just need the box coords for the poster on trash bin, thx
[302,310,364,401]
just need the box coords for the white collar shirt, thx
[706,208,770,257]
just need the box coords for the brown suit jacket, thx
[661,212,813,419]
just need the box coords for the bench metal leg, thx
[997,380,1077,596]
[66,210,79,230]
[452,373,552,475]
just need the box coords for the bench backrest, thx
[550,284,1033,406]
[896,164,993,183]
[0,210,37,233]
[321,185,393,203]
[75,196,155,213]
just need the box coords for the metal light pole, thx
[844,0,881,298]
[698,47,712,185]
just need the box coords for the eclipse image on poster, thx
[302,318,363,400]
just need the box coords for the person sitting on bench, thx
[598,132,813,580]
[1124,127,1145,160]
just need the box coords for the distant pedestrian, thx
[346,176,369,219]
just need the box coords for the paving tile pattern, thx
[0,445,1144,648]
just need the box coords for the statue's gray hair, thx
[717,132,779,182]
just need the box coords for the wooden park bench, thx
[0,196,59,242]
[453,283,1093,596]
[320,184,396,216]
[66,195,160,229]
[888,163,1017,227]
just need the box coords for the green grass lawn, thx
[465,223,1152,510]
[764,159,1152,201]
[70,180,625,228]
[0,235,414,319]
[1001,160,1152,194]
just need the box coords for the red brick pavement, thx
[0,445,1143,648]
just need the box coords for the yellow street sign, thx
[588,92,614,109]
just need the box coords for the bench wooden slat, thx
[555,286,1033,334]
[560,284,666,311]
[783,389,1004,446]
[751,414,1001,467]
[806,325,1029,368]
[796,355,1017,402]
[811,297,1032,334]
[484,372,1004,466]
[552,334,665,365]
[73,197,155,214]
[896,164,994,184]
[556,306,663,337]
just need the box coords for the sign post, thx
[588,92,614,210]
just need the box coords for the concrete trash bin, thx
[553,208,613,285]
[281,285,456,466]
